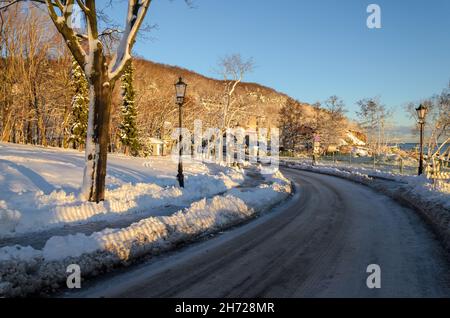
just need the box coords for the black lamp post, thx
[174,77,187,187]
[416,104,428,176]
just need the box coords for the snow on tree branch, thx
[108,0,152,81]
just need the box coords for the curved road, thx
[71,168,450,298]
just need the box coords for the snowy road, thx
[68,168,450,298]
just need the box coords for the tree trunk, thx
[81,53,114,203]
[1,105,12,142]
[38,110,47,147]
[26,121,33,144]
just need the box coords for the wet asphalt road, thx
[70,168,450,298]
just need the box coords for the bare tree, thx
[356,97,391,153]
[0,4,63,145]
[406,83,450,157]
[279,98,315,153]
[217,54,254,131]
[321,95,347,147]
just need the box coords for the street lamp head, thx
[174,77,187,104]
[416,104,428,123]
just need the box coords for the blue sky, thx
[106,0,450,134]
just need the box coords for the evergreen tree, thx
[119,62,140,156]
[69,59,89,150]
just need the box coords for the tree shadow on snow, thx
[0,159,57,195]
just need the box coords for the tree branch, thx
[108,0,152,81]
[84,0,99,39]
[43,0,87,68]
[54,0,63,11]
[75,0,88,13]
[0,0,21,10]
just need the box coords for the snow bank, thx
[0,201,21,233]
[0,169,291,297]
[0,245,42,262]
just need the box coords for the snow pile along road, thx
[0,168,291,297]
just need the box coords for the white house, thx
[145,137,165,156]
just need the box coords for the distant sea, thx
[392,143,449,153]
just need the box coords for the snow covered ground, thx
[0,142,291,297]
[0,142,245,237]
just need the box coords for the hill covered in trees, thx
[117,59,365,152]
[0,54,365,153]
[128,58,288,135]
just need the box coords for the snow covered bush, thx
[119,62,140,156]
[68,59,89,150]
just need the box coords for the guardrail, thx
[427,156,450,191]
[281,154,420,176]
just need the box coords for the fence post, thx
[399,158,403,174]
